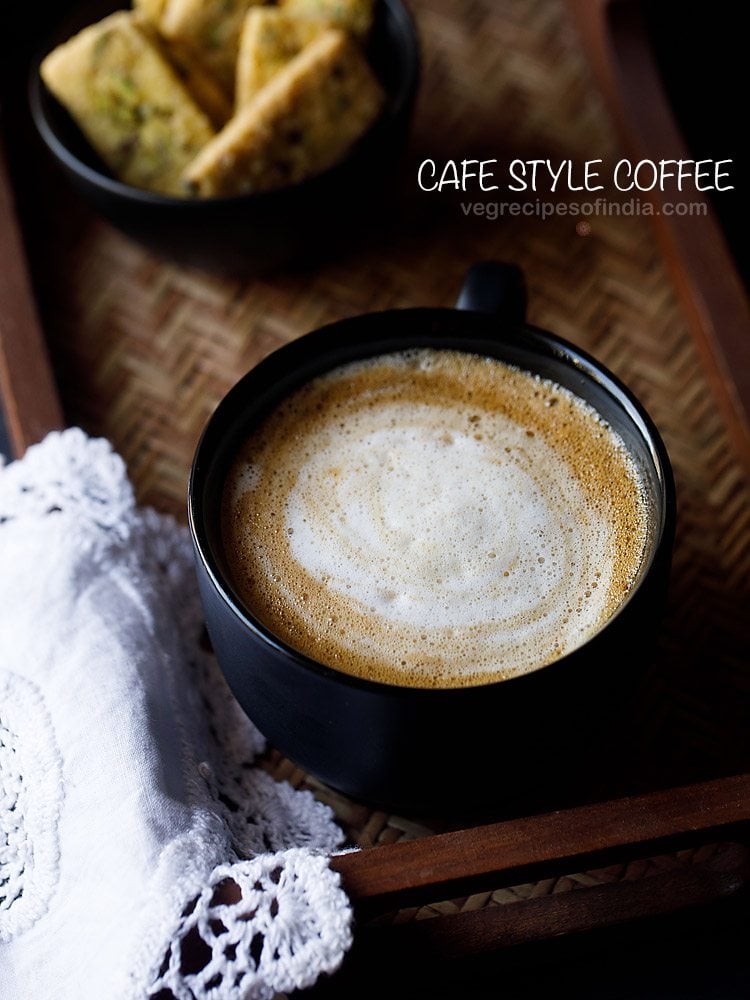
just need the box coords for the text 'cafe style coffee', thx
[222,348,649,689]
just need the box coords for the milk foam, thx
[223,350,649,688]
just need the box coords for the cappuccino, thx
[222,349,649,688]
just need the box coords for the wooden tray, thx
[2,0,749,985]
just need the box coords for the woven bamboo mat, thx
[20,0,750,911]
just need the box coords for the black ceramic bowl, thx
[30,0,419,273]
[189,262,676,812]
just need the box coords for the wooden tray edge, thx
[1,62,748,952]
[566,0,750,475]
[0,139,63,455]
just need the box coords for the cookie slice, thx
[279,0,376,39]
[160,0,264,95]
[182,28,385,196]
[236,8,325,108]
[40,11,215,196]
[155,34,233,127]
[133,0,170,26]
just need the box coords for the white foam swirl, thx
[247,407,613,678]
[225,350,646,686]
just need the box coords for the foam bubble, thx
[222,350,649,688]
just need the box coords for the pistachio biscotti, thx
[235,8,325,107]
[133,0,170,23]
[41,2,387,198]
[151,32,233,127]
[183,28,385,196]
[279,0,376,39]
[159,0,264,93]
[40,11,215,196]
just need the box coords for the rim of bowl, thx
[29,0,421,208]
[188,307,676,698]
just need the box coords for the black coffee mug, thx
[189,263,675,812]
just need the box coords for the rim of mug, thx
[188,307,676,697]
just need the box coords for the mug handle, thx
[455,261,527,323]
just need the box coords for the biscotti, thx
[40,11,215,196]
[183,28,384,196]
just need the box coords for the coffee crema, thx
[222,349,649,688]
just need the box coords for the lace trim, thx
[147,851,352,1000]
[0,430,351,996]
[201,766,344,858]
[0,673,63,940]
[0,429,133,533]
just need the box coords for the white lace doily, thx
[0,429,352,1000]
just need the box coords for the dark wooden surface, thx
[311,877,750,997]
[567,0,750,472]
[360,861,748,959]
[331,774,750,916]
[0,389,10,458]
[0,141,63,455]
[0,0,748,976]
[324,776,750,990]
